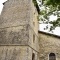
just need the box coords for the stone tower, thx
[0,0,39,60]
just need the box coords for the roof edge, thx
[38,31,60,38]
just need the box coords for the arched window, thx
[32,53,35,60]
[49,53,56,60]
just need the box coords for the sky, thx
[39,15,60,36]
[0,0,60,36]
[0,0,7,14]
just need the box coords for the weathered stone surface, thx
[0,0,39,60]
[0,46,29,60]
[0,25,29,45]
[0,46,39,60]
[0,0,31,28]
[39,33,60,60]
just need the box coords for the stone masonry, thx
[0,0,39,60]
[0,0,60,60]
[39,31,60,60]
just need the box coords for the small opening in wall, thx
[33,34,35,43]
[32,53,35,60]
[49,53,56,60]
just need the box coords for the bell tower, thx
[0,0,39,60]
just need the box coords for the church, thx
[0,0,60,60]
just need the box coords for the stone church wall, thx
[39,32,60,60]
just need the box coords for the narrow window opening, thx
[32,53,35,60]
[33,34,35,43]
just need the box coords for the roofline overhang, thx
[38,31,60,38]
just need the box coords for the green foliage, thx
[40,10,46,15]
[33,0,37,6]
[49,18,60,31]
[39,0,60,31]
[44,0,60,7]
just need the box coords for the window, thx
[49,53,56,60]
[33,34,35,43]
[32,53,35,60]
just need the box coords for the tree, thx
[38,0,60,31]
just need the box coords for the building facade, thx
[0,0,60,60]
[39,31,60,60]
[0,0,39,60]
